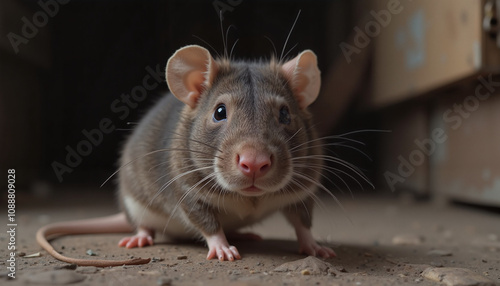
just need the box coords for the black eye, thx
[213,104,227,122]
[279,106,291,125]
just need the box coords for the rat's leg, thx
[292,220,336,258]
[282,199,336,258]
[183,200,240,261]
[118,226,154,248]
[226,231,263,241]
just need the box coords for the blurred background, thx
[1,0,499,210]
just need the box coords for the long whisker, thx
[220,10,227,59]
[264,35,277,58]
[292,141,372,162]
[293,163,345,194]
[292,155,374,189]
[290,136,365,153]
[138,166,213,225]
[162,173,217,235]
[280,10,301,61]
[288,177,327,217]
[330,143,373,162]
[148,158,215,173]
[162,131,224,153]
[184,175,219,218]
[285,127,303,144]
[230,39,239,60]
[225,24,236,59]
[282,43,298,61]
[332,129,391,137]
[101,148,219,187]
[192,35,221,59]
[310,162,362,190]
[291,171,352,224]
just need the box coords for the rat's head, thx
[166,45,321,197]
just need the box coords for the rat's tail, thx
[36,213,151,267]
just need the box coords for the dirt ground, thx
[2,188,500,286]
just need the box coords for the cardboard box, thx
[430,82,500,207]
[367,0,500,108]
[377,103,430,195]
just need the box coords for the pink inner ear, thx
[185,70,205,94]
[280,50,321,109]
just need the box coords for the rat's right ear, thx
[166,45,218,108]
[281,50,321,110]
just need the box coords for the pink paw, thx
[206,244,241,262]
[205,230,241,261]
[299,242,336,258]
[118,228,154,248]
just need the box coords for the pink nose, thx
[237,148,272,179]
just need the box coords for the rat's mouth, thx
[239,185,264,196]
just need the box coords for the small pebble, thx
[86,249,97,256]
[273,256,334,275]
[430,261,443,267]
[176,255,187,260]
[422,267,494,286]
[76,266,98,274]
[54,264,77,270]
[24,270,86,284]
[301,269,310,275]
[427,250,452,257]
[338,267,348,273]
[157,276,172,286]
[392,234,424,245]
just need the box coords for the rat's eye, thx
[279,106,291,125]
[213,104,227,122]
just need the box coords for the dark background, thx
[2,0,371,192]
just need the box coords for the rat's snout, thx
[236,147,272,179]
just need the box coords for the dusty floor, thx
[2,188,500,286]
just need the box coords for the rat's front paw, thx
[118,227,154,248]
[205,229,241,261]
[206,244,241,261]
[299,242,336,258]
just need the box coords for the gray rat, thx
[37,44,335,266]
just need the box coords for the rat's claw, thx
[205,229,241,261]
[299,242,336,258]
[118,227,154,248]
[207,245,240,261]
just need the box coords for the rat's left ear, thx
[281,50,321,109]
